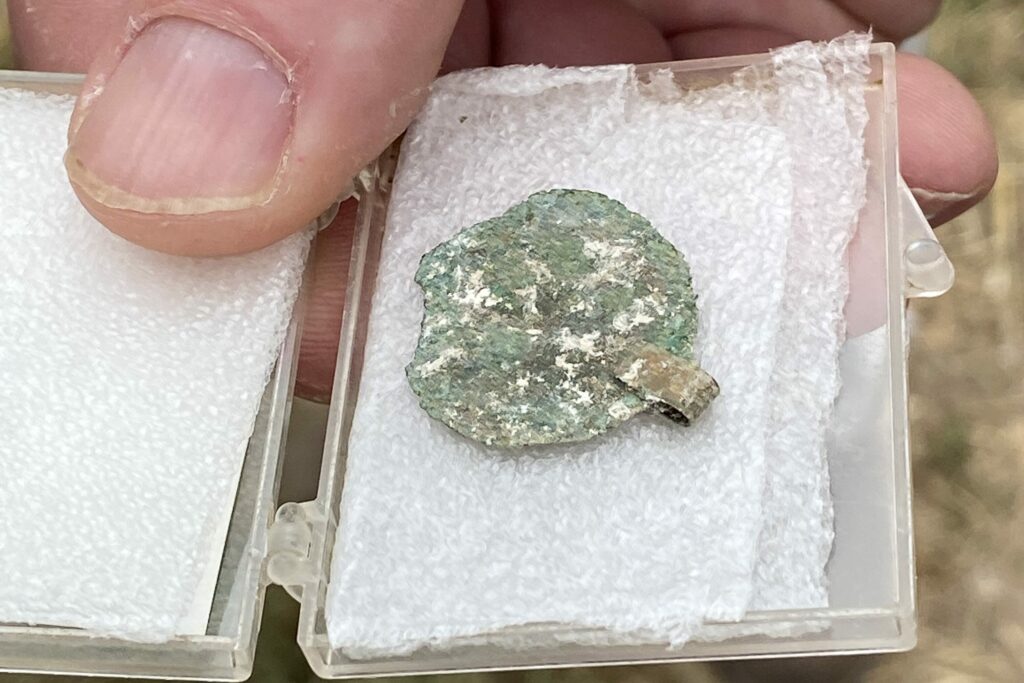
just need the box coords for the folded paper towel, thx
[748,36,869,612]
[325,35,871,658]
[0,88,309,641]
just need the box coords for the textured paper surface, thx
[327,36,870,656]
[327,65,793,656]
[748,35,871,611]
[0,88,309,641]
[625,34,871,623]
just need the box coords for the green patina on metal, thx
[406,189,718,447]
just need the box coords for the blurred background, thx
[1,0,1022,681]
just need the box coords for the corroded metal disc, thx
[407,189,718,447]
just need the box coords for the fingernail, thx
[67,17,292,215]
[910,186,981,223]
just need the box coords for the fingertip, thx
[896,52,998,223]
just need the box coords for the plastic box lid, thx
[0,42,955,680]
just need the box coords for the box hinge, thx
[266,501,320,602]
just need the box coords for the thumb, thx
[64,0,463,256]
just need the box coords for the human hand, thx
[8,0,998,400]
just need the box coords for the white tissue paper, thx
[326,36,870,656]
[0,89,309,641]
[747,36,870,612]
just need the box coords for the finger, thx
[491,0,671,67]
[629,0,865,57]
[441,0,490,73]
[8,0,128,72]
[296,199,355,402]
[846,52,996,336]
[896,52,998,225]
[832,0,941,41]
[63,0,463,256]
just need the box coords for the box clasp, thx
[898,177,955,298]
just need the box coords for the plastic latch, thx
[899,177,955,298]
[266,501,320,602]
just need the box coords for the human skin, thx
[8,0,998,400]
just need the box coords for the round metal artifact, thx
[407,189,718,447]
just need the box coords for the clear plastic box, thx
[0,42,955,680]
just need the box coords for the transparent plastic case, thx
[0,42,956,680]
[271,43,954,679]
[0,71,313,681]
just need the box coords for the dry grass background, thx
[1,0,1021,681]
